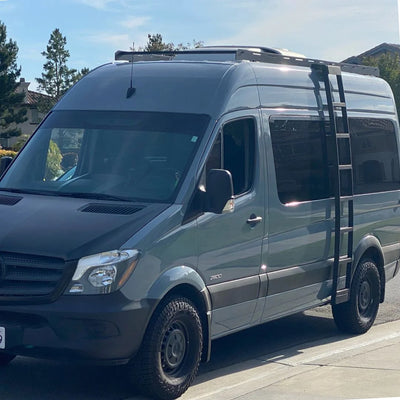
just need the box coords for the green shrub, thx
[12,135,29,152]
[45,140,62,180]
[0,150,17,159]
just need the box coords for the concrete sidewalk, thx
[183,320,400,400]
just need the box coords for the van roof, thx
[55,61,242,116]
[114,46,379,77]
[55,47,393,118]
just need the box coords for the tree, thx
[175,39,204,51]
[45,140,62,181]
[144,33,174,51]
[36,29,88,112]
[0,20,27,143]
[362,53,400,115]
[132,34,204,52]
[73,67,90,82]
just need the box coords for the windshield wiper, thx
[57,192,134,202]
[0,188,58,196]
[0,188,135,202]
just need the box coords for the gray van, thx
[0,46,399,399]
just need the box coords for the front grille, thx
[0,252,74,302]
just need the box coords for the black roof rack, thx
[114,47,380,77]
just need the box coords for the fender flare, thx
[147,266,208,300]
[352,234,385,301]
[353,235,384,274]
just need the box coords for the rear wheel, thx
[129,297,203,400]
[332,258,380,334]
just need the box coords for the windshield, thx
[0,110,210,202]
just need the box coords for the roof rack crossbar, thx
[114,48,380,77]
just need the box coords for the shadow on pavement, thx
[0,310,351,399]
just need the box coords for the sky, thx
[0,0,399,92]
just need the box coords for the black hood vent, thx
[0,195,22,206]
[80,203,143,215]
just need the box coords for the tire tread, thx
[129,297,202,400]
[332,258,380,334]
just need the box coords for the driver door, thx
[196,115,265,338]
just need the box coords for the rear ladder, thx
[311,64,354,305]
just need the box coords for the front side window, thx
[0,110,210,202]
[206,118,256,196]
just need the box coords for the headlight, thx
[66,249,139,295]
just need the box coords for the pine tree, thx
[36,28,79,110]
[0,20,27,143]
[132,34,203,52]
[144,34,174,51]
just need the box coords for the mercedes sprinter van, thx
[0,47,399,399]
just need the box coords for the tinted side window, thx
[270,119,329,203]
[350,118,400,194]
[206,118,256,196]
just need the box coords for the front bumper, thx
[0,292,155,365]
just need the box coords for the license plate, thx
[0,327,5,349]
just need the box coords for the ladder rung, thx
[332,227,353,234]
[333,102,346,108]
[339,164,352,170]
[334,288,350,304]
[340,226,353,233]
[337,133,350,139]
[340,195,354,201]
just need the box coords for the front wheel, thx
[332,258,380,334]
[129,297,203,400]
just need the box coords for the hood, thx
[0,192,169,261]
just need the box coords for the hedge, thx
[0,150,17,159]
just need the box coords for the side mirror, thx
[205,169,234,214]
[0,157,12,176]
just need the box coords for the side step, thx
[335,288,350,304]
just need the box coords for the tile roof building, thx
[0,79,49,149]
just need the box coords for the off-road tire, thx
[332,258,380,334]
[129,297,203,400]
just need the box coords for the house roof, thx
[25,90,50,105]
[343,42,400,64]
[16,79,51,106]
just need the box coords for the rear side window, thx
[270,117,400,205]
[206,118,256,196]
[270,118,329,203]
[350,118,400,194]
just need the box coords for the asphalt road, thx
[0,272,399,400]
